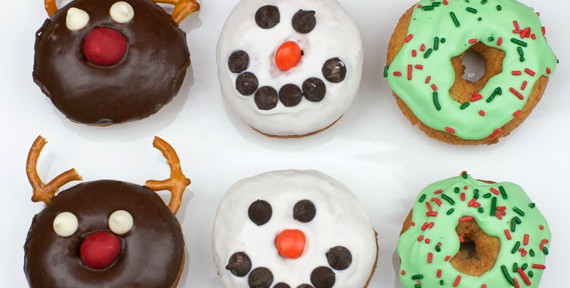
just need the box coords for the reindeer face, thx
[217,0,363,136]
[213,170,377,287]
[24,181,184,287]
[33,0,193,124]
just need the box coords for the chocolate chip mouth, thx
[228,50,346,111]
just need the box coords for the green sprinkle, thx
[513,263,519,273]
[481,0,488,4]
[499,186,508,199]
[511,217,521,232]
[514,217,522,224]
[435,245,441,252]
[478,207,484,213]
[434,37,440,50]
[529,249,535,257]
[513,207,526,216]
[447,208,455,215]
[511,241,521,254]
[490,197,497,216]
[454,187,460,193]
[441,194,455,205]
[501,265,515,286]
[511,38,528,47]
[424,48,433,59]
[412,274,424,280]
[522,263,528,270]
[497,5,502,11]
[529,203,536,208]
[543,247,549,255]
[419,194,427,203]
[433,92,442,111]
[440,38,446,43]
[460,102,471,110]
[422,6,435,11]
[466,7,478,13]
[462,172,469,179]
[483,193,492,199]
[488,36,495,42]
[383,65,389,78]
[450,12,460,27]
[487,87,502,103]
[529,271,534,278]
[440,279,444,285]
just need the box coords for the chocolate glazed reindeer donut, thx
[24,136,191,288]
[34,0,200,125]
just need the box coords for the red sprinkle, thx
[434,189,443,194]
[431,84,438,91]
[469,38,478,44]
[489,128,502,139]
[490,187,500,195]
[437,269,442,278]
[497,37,503,46]
[415,64,424,70]
[417,235,424,242]
[539,225,545,230]
[393,71,402,77]
[471,92,483,102]
[510,88,524,100]
[521,81,528,90]
[453,275,462,287]
[517,267,532,286]
[513,110,522,117]
[505,229,512,240]
[425,76,432,84]
[514,278,521,288]
[547,67,552,74]
[524,234,530,245]
[405,34,414,43]
[460,193,466,201]
[428,252,433,263]
[479,110,486,116]
[512,70,522,75]
[525,68,536,76]
[460,216,473,222]
[407,65,413,80]
[445,127,455,134]
[412,50,417,57]
[420,44,426,51]
[431,198,443,206]
[444,256,451,261]
[532,264,546,270]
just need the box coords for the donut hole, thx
[449,43,505,104]
[451,218,500,277]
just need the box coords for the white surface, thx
[0,0,568,287]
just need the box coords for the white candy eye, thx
[108,210,134,235]
[110,1,135,23]
[53,212,79,237]
[66,7,90,31]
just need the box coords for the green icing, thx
[398,173,551,287]
[387,0,558,140]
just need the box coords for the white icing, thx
[217,0,363,136]
[53,212,79,237]
[108,210,134,235]
[66,7,90,31]
[110,1,135,24]
[213,170,377,287]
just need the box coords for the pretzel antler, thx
[44,0,57,17]
[153,0,200,25]
[145,137,190,214]
[26,136,82,205]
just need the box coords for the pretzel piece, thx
[44,0,57,17]
[153,0,200,24]
[26,136,82,205]
[145,137,191,214]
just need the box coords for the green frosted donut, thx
[386,0,557,141]
[398,172,551,288]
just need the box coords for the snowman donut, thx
[213,170,378,288]
[217,0,363,137]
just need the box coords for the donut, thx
[213,170,378,287]
[398,172,551,287]
[386,0,558,145]
[33,0,200,125]
[217,0,363,137]
[24,136,191,287]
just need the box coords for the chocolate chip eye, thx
[311,267,336,288]
[236,72,259,96]
[226,252,252,277]
[228,50,250,74]
[279,84,303,107]
[249,267,274,288]
[256,5,280,29]
[322,58,347,83]
[292,10,316,34]
[302,78,326,102]
[248,200,272,226]
[326,246,352,270]
[293,200,316,223]
[255,86,279,110]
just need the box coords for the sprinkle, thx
[490,187,500,195]
[546,67,552,74]
[499,186,508,199]
[524,234,530,245]
[419,194,427,203]
[501,265,516,286]
[504,229,512,240]
[393,71,402,77]
[425,76,432,84]
[441,194,455,205]
[450,12,460,27]
[511,38,528,47]
[415,64,424,70]
[428,252,433,263]
[405,34,414,43]
[417,235,424,242]
[517,268,532,286]
[512,70,522,75]
[445,255,451,261]
[431,84,438,91]
[479,110,486,116]
[460,193,466,201]
[412,50,417,57]
[445,127,455,134]
[466,7,478,14]
[490,197,497,216]
[383,66,389,78]
[434,37,440,50]
[453,275,462,287]
[513,207,525,216]
[510,88,524,100]
[447,208,455,215]
[469,38,478,44]
[408,65,413,80]
[487,87,502,103]
[531,264,546,270]
[511,241,521,254]
[411,274,424,280]
[424,48,434,59]
[471,92,483,102]
[460,216,473,222]
[420,44,426,52]
[524,68,536,76]
[401,270,406,275]
[434,189,443,195]
[489,129,502,139]
[437,269,442,278]
[513,110,522,117]
[460,102,471,110]
[497,37,503,46]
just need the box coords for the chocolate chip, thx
[279,84,303,107]
[310,267,335,288]
[236,72,259,96]
[256,5,280,29]
[293,200,316,223]
[255,86,279,110]
[226,252,252,277]
[297,285,314,288]
[273,283,290,288]
[228,50,250,74]
[322,58,347,83]
[248,200,272,226]
[248,267,274,288]
[326,246,352,271]
[302,78,326,102]
[292,10,316,34]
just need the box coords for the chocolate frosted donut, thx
[33,0,199,124]
[25,181,184,287]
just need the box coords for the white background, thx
[1,0,568,287]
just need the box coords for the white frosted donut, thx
[213,170,377,287]
[217,0,363,137]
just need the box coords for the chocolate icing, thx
[24,180,184,287]
[33,0,190,124]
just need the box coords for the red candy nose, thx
[83,27,128,66]
[275,229,306,259]
[80,231,122,270]
[275,41,302,72]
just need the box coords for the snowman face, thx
[213,171,376,287]
[217,0,363,136]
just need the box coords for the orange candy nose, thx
[275,229,306,259]
[275,41,302,72]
